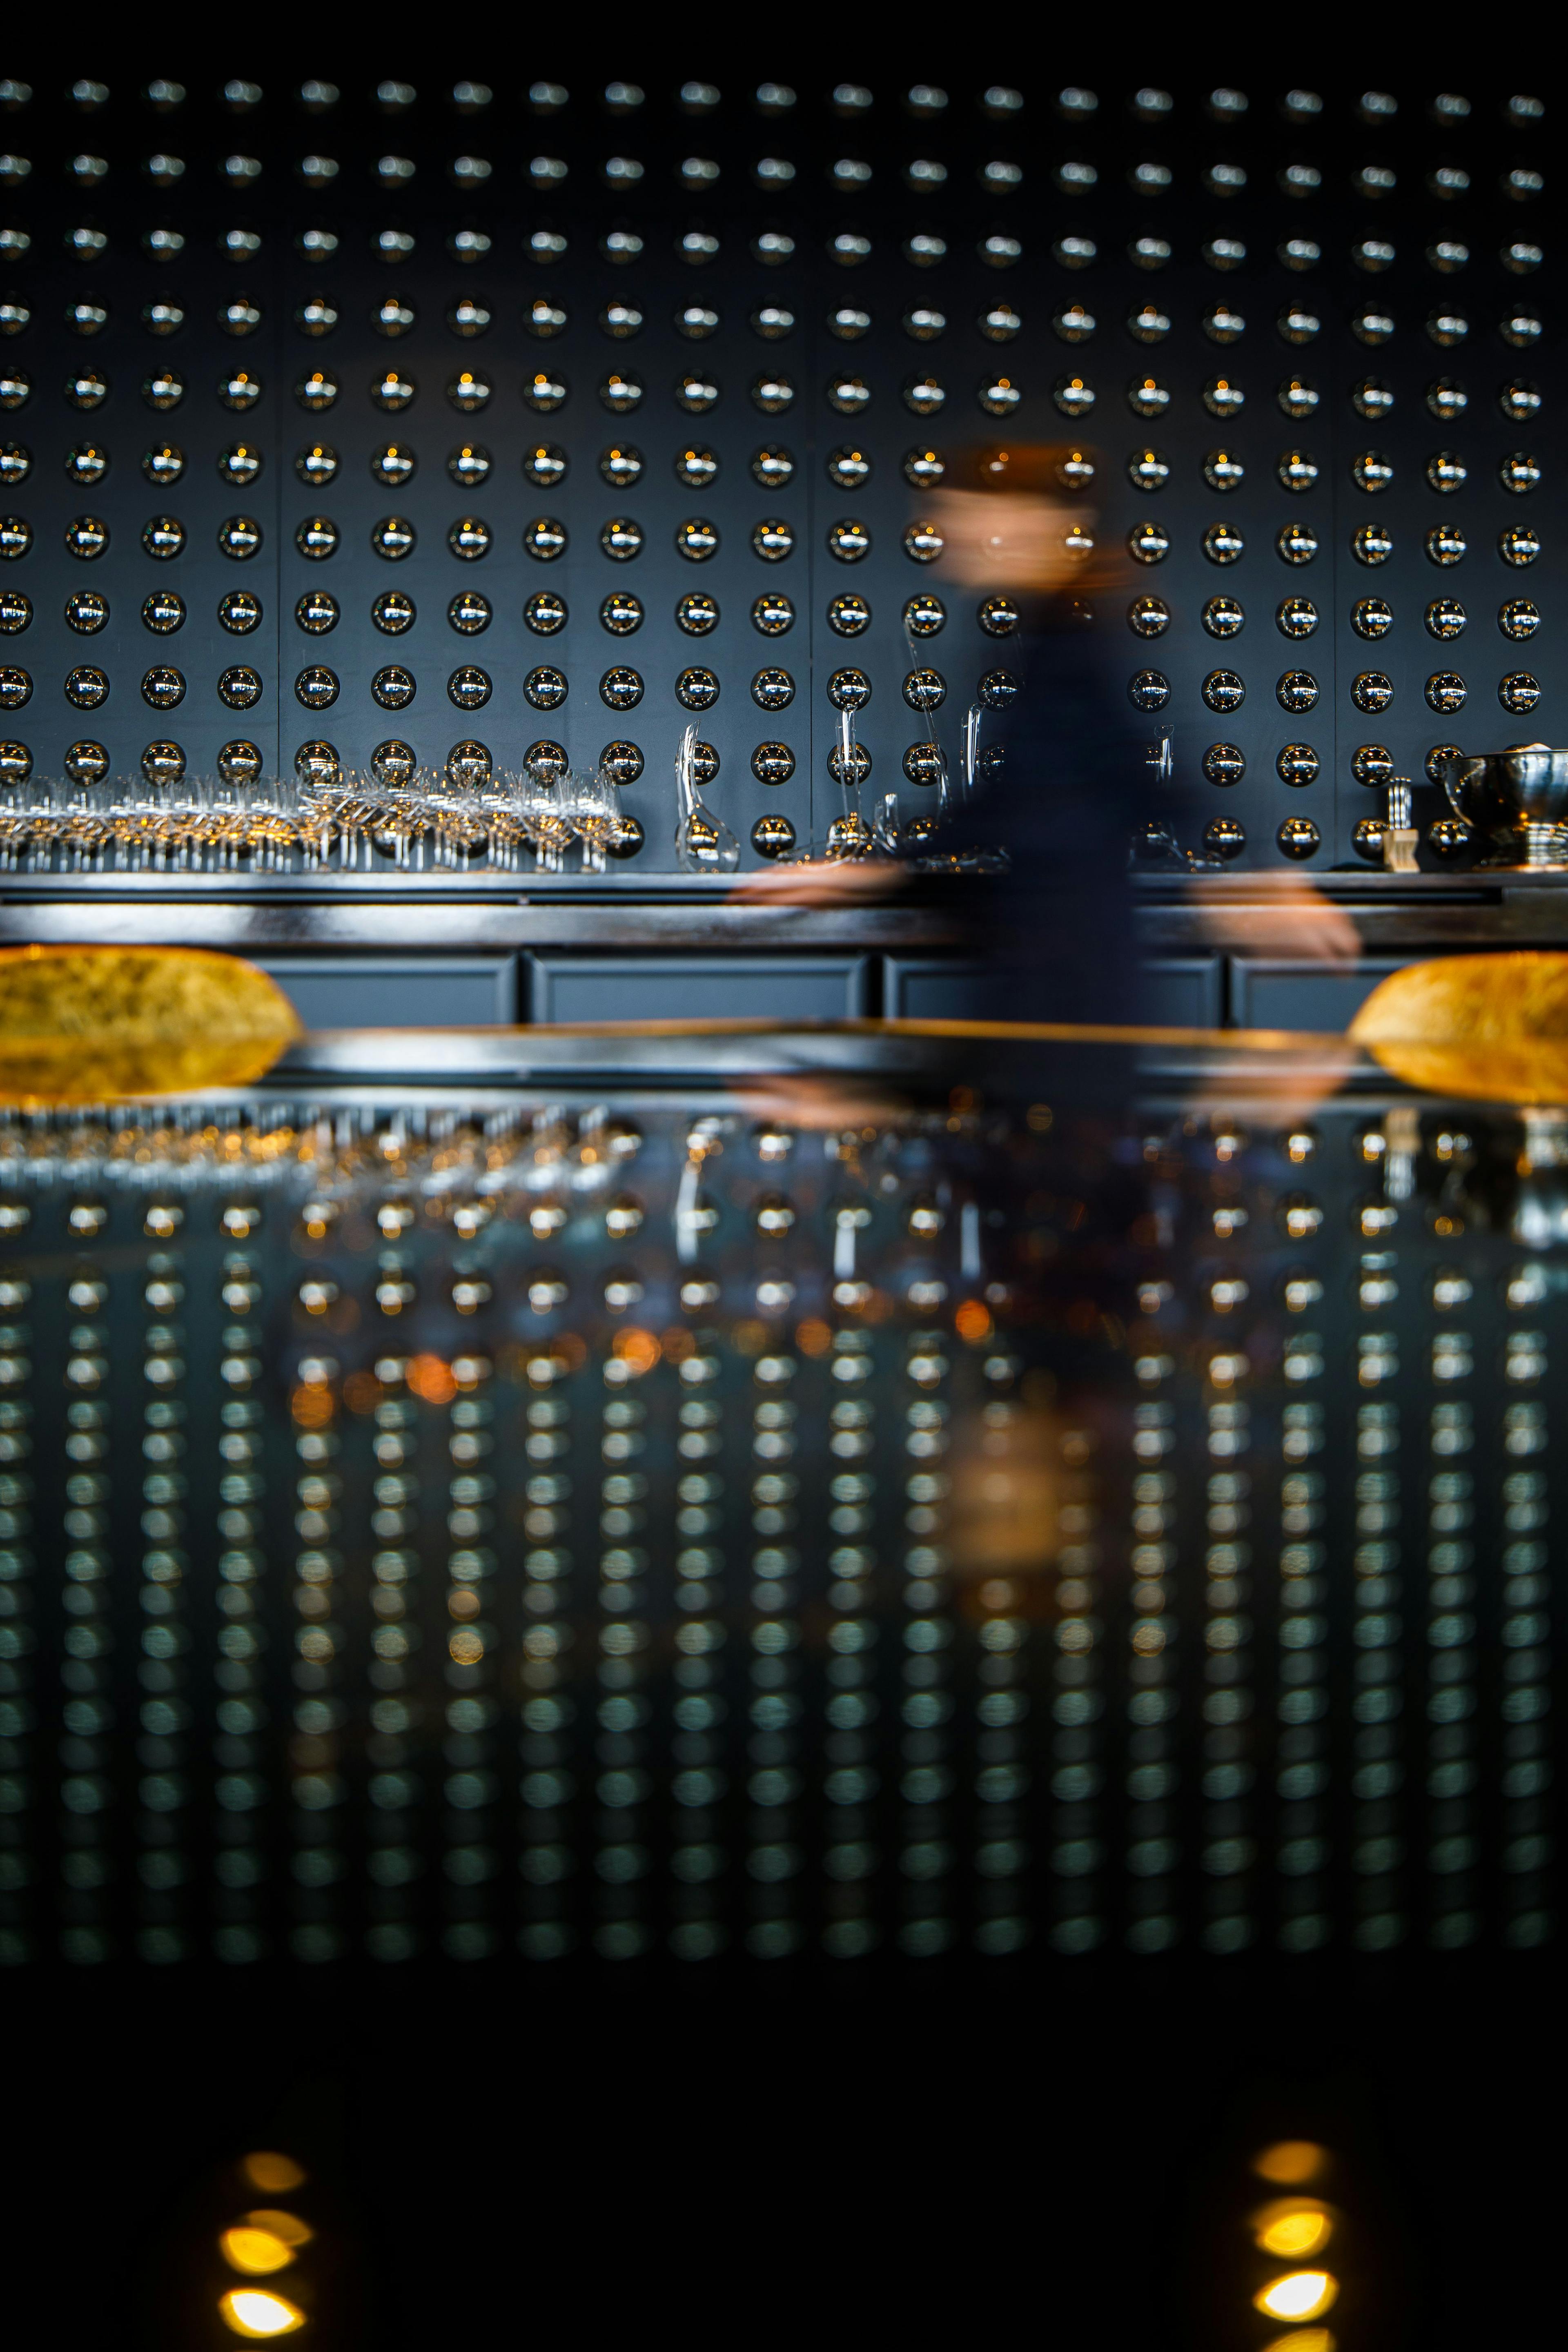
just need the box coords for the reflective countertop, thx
[0,1027,1557,1967]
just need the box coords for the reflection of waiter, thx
[735,442,1358,1009]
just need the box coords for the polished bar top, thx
[0,1029,1556,1972]
[3,869,1568,955]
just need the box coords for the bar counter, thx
[0,1023,1557,1967]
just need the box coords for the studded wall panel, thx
[0,70,1556,870]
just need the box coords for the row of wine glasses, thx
[0,766,644,875]
[0,702,1003,875]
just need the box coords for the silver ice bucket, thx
[1441,743,1568,868]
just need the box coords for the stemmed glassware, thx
[567,765,622,874]
[674,722,739,873]
[825,707,874,860]
[521,765,574,874]
[481,772,529,872]
[0,755,650,878]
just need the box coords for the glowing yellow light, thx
[1253,2139,1329,2186]
[220,2228,296,2276]
[1261,2332,1335,2352]
[218,2288,305,2338]
[241,2152,307,2193]
[1253,2200,1334,2258]
[1255,2270,1339,2323]
[245,2210,314,2250]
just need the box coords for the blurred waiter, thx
[735,441,1356,1020]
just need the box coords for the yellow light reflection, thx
[1253,2199,1334,2258]
[1253,2139,1329,2186]
[1255,2270,1339,2323]
[218,2288,305,2338]
[241,2152,307,2193]
[220,2228,295,2276]
[1262,2333,1335,2352]
[245,2210,313,2249]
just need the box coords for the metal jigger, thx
[1440,743,1568,869]
[1382,777,1419,873]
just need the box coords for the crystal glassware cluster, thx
[0,763,644,876]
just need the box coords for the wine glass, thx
[522,768,573,874]
[565,766,620,873]
[63,782,111,871]
[482,772,529,872]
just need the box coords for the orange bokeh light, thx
[955,1298,993,1343]
[407,1352,457,1405]
[612,1327,661,1373]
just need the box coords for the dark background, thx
[8,1959,1559,2348]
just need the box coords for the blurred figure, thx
[735,442,1357,1019]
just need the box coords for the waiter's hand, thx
[1187,873,1361,963]
[728,858,905,908]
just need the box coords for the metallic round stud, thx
[217,666,262,709]
[752,668,795,711]
[141,741,186,785]
[751,814,796,857]
[599,743,644,786]
[524,666,568,710]
[752,744,796,786]
[448,666,491,710]
[1352,745,1394,788]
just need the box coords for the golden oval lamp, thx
[219,2212,314,2275]
[240,2154,309,2195]
[0,945,299,1106]
[1252,2200,1335,2259]
[1252,2140,1330,2187]
[1350,951,1568,1104]
[1254,2269,1339,2323]
[218,2287,306,2338]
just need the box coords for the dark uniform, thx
[918,598,1176,1027]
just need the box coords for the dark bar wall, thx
[0,67,1555,875]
